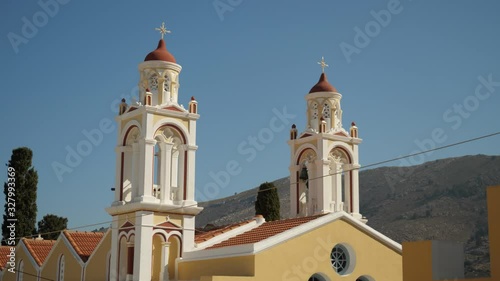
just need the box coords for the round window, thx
[330,244,350,274]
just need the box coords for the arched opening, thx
[167,235,181,280]
[151,233,165,281]
[322,102,331,130]
[153,125,187,204]
[118,234,134,281]
[122,126,140,203]
[328,147,352,212]
[308,273,329,281]
[16,259,24,281]
[309,101,319,131]
[296,148,317,216]
[356,275,375,281]
[106,251,111,281]
[57,255,65,281]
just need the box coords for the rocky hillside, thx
[196,154,500,277]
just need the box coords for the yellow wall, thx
[1,246,39,281]
[85,231,111,281]
[254,219,402,281]
[178,218,402,281]
[178,256,255,280]
[153,213,182,226]
[40,239,82,281]
[403,186,500,281]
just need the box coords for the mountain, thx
[196,154,500,277]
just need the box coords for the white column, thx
[136,139,157,203]
[182,215,195,253]
[351,163,362,219]
[334,163,343,212]
[176,145,186,204]
[319,160,331,213]
[122,146,133,202]
[184,145,197,204]
[159,242,171,281]
[114,146,126,203]
[109,218,119,281]
[343,164,352,213]
[305,161,314,216]
[133,211,153,281]
[159,142,173,204]
[131,142,139,199]
[289,165,300,218]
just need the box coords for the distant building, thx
[1,27,497,281]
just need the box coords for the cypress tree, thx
[2,147,38,244]
[255,182,280,221]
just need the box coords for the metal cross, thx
[317,56,329,73]
[155,22,171,39]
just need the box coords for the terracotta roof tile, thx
[0,246,11,270]
[22,238,56,266]
[195,220,254,244]
[63,231,105,262]
[207,214,325,249]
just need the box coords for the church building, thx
[2,23,497,281]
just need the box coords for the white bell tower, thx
[106,23,202,281]
[288,57,364,222]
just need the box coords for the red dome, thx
[144,39,176,63]
[309,73,337,93]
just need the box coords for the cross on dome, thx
[155,22,171,39]
[317,56,329,73]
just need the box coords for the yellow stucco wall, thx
[40,239,82,281]
[178,218,402,281]
[1,246,38,281]
[254,219,402,281]
[85,231,111,281]
[178,256,255,280]
[403,186,500,281]
[153,213,182,226]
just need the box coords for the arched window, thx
[163,74,170,93]
[309,101,319,130]
[308,273,328,281]
[57,255,65,281]
[322,103,331,129]
[16,260,24,281]
[356,276,375,281]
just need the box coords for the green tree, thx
[37,214,68,240]
[2,147,38,244]
[255,182,280,221]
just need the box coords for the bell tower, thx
[288,57,364,222]
[106,23,202,281]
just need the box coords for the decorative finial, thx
[155,22,171,39]
[317,56,329,73]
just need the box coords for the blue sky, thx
[1,0,500,230]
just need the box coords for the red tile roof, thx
[22,238,56,266]
[195,220,254,244]
[207,214,325,249]
[0,246,11,270]
[63,231,105,262]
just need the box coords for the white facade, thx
[105,39,202,281]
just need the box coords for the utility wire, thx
[3,130,499,244]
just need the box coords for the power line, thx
[265,130,500,188]
[3,131,499,244]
